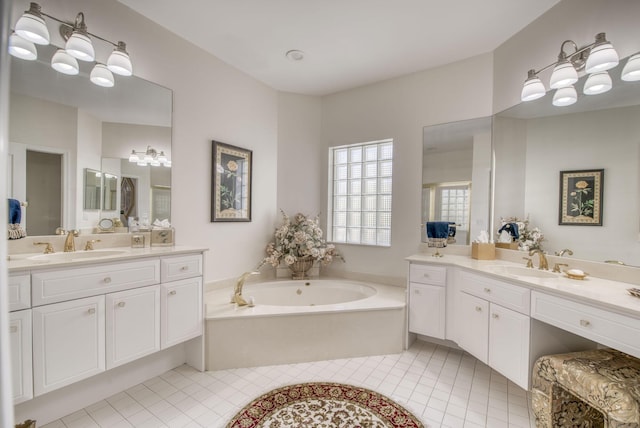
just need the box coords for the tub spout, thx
[232,271,260,306]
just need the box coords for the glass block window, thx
[437,185,470,230]
[328,139,393,246]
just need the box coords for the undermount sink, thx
[28,250,127,262]
[488,265,558,279]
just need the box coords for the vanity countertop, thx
[406,253,640,319]
[8,245,208,272]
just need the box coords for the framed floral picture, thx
[559,169,603,226]
[211,141,252,222]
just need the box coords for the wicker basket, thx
[288,256,315,279]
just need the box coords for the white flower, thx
[284,254,296,265]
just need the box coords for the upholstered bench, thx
[532,348,640,427]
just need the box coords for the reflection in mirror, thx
[493,58,640,266]
[422,117,492,245]
[8,44,172,236]
[84,169,102,210]
[103,173,118,211]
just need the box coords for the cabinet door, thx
[409,282,445,339]
[10,309,32,404]
[489,303,531,389]
[106,285,160,369]
[161,277,203,349]
[457,292,489,364]
[32,295,105,396]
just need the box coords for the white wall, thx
[76,110,103,230]
[319,54,494,278]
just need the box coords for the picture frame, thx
[559,169,603,226]
[211,140,252,222]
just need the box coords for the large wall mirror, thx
[493,56,640,266]
[8,44,172,236]
[422,117,492,246]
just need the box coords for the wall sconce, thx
[129,146,171,167]
[521,32,640,106]
[8,2,133,87]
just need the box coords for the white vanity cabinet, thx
[10,309,32,404]
[408,264,447,339]
[32,295,106,396]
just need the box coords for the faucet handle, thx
[69,229,79,237]
[523,257,533,268]
[55,227,66,235]
[34,242,54,254]
[84,239,101,251]
[553,263,569,273]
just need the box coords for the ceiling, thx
[117,0,561,96]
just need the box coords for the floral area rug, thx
[226,382,424,428]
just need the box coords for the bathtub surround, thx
[226,382,424,428]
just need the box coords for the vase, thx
[288,256,314,279]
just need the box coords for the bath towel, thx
[497,222,519,240]
[427,221,450,248]
[8,198,26,239]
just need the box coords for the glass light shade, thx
[51,49,79,75]
[157,152,167,163]
[90,64,115,88]
[143,153,153,163]
[128,151,139,163]
[8,33,37,60]
[163,160,172,168]
[585,42,619,73]
[549,61,578,89]
[150,159,161,167]
[552,85,577,107]
[621,53,640,82]
[107,47,133,76]
[137,160,147,166]
[65,31,95,61]
[15,10,50,45]
[521,75,546,102]
[583,71,612,95]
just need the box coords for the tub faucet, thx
[529,249,548,270]
[231,271,260,306]
[64,230,79,252]
[555,248,573,257]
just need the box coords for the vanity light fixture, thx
[128,146,171,167]
[8,2,133,88]
[521,32,639,105]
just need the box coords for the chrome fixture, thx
[555,248,574,257]
[231,271,260,307]
[9,2,133,87]
[128,146,171,167]
[64,230,79,252]
[529,249,548,270]
[34,242,54,254]
[521,32,640,106]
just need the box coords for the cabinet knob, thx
[492,313,499,319]
[103,277,112,284]
[117,302,126,308]
[484,287,491,293]
[180,266,189,271]
[475,306,482,312]
[87,308,96,314]
[580,319,591,327]
[423,273,429,278]
[10,325,18,333]
[169,290,177,296]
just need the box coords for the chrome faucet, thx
[529,249,548,270]
[64,230,79,252]
[231,271,260,306]
[555,248,573,257]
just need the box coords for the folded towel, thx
[427,221,451,239]
[8,198,26,240]
[497,222,519,240]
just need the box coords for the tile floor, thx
[40,340,535,428]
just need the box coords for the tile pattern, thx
[41,341,535,428]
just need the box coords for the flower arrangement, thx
[263,210,343,267]
[499,216,544,251]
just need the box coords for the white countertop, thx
[407,254,640,319]
[8,245,208,272]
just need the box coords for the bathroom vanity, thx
[406,253,640,390]
[8,245,206,422]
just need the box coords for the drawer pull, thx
[87,308,96,314]
[103,277,112,284]
[492,313,499,319]
[475,306,482,312]
[180,266,189,271]
[169,290,177,296]
[580,319,591,327]
[484,287,491,293]
[117,302,126,308]
[10,326,18,333]
[423,273,429,278]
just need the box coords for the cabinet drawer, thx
[409,264,446,286]
[161,254,203,283]
[531,291,640,359]
[459,270,530,315]
[9,274,30,311]
[32,259,160,306]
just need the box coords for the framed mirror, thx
[422,117,493,245]
[83,169,102,210]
